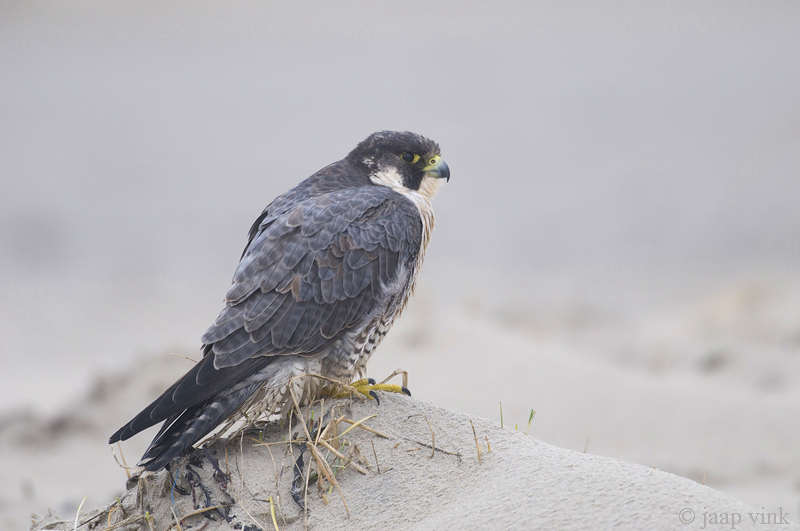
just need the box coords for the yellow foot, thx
[333,378,411,405]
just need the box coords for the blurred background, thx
[1,1,799,528]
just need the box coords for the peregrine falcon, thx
[109,131,449,471]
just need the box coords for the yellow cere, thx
[423,156,440,169]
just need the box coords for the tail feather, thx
[109,353,273,445]
[138,383,262,471]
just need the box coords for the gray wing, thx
[201,185,423,369]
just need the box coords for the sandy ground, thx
[4,276,800,529]
[26,394,800,531]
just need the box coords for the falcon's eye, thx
[401,152,416,163]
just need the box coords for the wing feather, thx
[202,184,422,370]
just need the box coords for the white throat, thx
[369,167,444,212]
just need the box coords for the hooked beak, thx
[423,157,450,182]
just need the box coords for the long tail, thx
[109,352,276,471]
[137,382,263,471]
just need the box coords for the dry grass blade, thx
[233,436,268,530]
[317,412,344,445]
[269,496,280,531]
[314,398,325,445]
[352,444,370,469]
[287,380,350,521]
[308,443,350,516]
[115,443,131,479]
[252,438,310,446]
[338,414,377,438]
[371,441,381,474]
[264,449,289,529]
[339,416,390,438]
[423,415,435,458]
[317,438,368,475]
[288,387,314,442]
[263,443,281,493]
[170,506,183,531]
[303,459,311,531]
[470,419,482,466]
[499,401,503,429]
[73,496,87,531]
[170,352,199,363]
[400,437,461,458]
[329,414,345,450]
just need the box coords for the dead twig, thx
[338,417,390,439]
[308,443,350,516]
[401,438,462,459]
[380,368,408,388]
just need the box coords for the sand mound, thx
[30,393,797,531]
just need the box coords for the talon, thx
[349,378,372,388]
[369,390,380,405]
[328,378,412,402]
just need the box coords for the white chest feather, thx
[368,167,442,325]
[369,167,442,258]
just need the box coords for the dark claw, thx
[367,378,377,385]
[401,386,411,397]
[369,390,380,405]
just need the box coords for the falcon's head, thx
[348,131,450,199]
